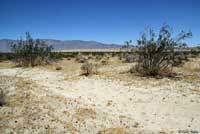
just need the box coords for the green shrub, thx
[11,32,53,67]
[135,24,192,76]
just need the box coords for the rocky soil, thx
[0,61,200,134]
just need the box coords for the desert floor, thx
[0,57,200,134]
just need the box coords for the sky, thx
[0,0,200,46]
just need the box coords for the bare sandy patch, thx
[0,58,200,133]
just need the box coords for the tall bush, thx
[11,32,53,67]
[135,24,192,76]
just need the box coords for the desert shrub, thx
[56,66,62,70]
[129,64,143,74]
[51,52,63,60]
[0,53,15,61]
[118,52,137,63]
[104,53,110,59]
[76,54,87,63]
[129,65,136,73]
[95,55,103,61]
[81,61,98,76]
[191,47,200,57]
[0,53,6,61]
[101,59,108,65]
[124,53,136,63]
[11,32,53,67]
[173,52,188,66]
[119,53,124,60]
[88,54,94,60]
[100,54,110,65]
[135,24,192,76]
[121,40,132,51]
[0,89,6,107]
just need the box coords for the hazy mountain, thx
[42,39,121,50]
[0,39,122,52]
[0,39,14,52]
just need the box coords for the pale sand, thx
[0,66,200,134]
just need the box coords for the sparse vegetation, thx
[101,59,108,65]
[0,53,200,133]
[97,127,127,134]
[173,51,189,66]
[95,55,103,61]
[123,53,136,63]
[76,53,87,63]
[11,32,53,67]
[1,0,200,133]
[121,40,132,51]
[191,47,200,58]
[81,61,98,76]
[100,54,110,65]
[129,65,137,73]
[135,24,192,76]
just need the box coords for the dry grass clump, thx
[99,54,110,65]
[129,65,138,74]
[76,54,87,63]
[123,53,136,63]
[182,59,200,72]
[56,66,62,70]
[0,76,75,133]
[88,54,95,60]
[95,55,103,61]
[172,52,189,67]
[81,61,99,76]
[97,127,127,134]
[101,59,109,65]
[0,61,14,69]
[74,108,96,121]
[63,122,77,132]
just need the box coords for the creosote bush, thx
[11,32,53,67]
[81,61,98,76]
[135,24,192,76]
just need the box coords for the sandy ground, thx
[0,58,200,134]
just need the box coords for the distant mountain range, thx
[0,39,122,52]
